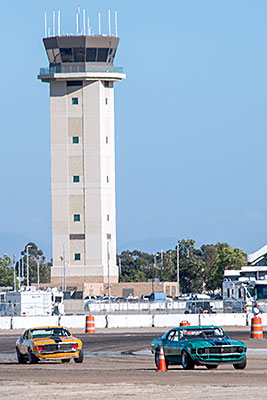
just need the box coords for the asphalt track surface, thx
[0,327,267,354]
[1,327,267,399]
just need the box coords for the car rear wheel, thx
[74,350,84,363]
[206,364,218,369]
[233,356,246,370]
[61,359,71,363]
[28,349,39,364]
[181,351,195,370]
[16,348,26,364]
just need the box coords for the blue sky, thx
[0,0,267,258]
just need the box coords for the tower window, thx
[73,137,79,144]
[74,253,81,261]
[74,214,80,222]
[107,176,109,183]
[106,137,108,144]
[105,98,108,105]
[73,176,80,183]
[107,214,110,221]
[72,98,78,105]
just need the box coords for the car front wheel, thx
[16,348,26,364]
[233,356,246,370]
[181,351,195,370]
[74,350,84,363]
[28,349,39,364]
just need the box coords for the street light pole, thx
[36,255,40,290]
[177,241,180,297]
[26,245,32,287]
[107,240,111,301]
[13,255,16,291]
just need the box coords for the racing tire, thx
[16,348,26,364]
[154,349,169,370]
[181,351,195,370]
[206,364,218,369]
[61,359,71,363]
[184,311,189,314]
[233,356,246,370]
[28,349,39,364]
[74,350,84,363]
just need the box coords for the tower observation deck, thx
[38,34,125,292]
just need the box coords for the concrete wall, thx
[0,313,263,330]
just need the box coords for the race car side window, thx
[167,330,178,341]
[23,330,29,340]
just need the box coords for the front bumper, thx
[34,350,80,360]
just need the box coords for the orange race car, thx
[16,326,83,364]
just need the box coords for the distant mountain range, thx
[117,237,178,254]
[0,232,177,260]
[0,232,52,261]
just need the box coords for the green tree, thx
[0,254,13,287]
[213,243,246,290]
[20,243,51,285]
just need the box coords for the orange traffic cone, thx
[157,346,167,372]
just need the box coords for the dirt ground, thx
[1,327,267,399]
[1,354,267,399]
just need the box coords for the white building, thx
[38,35,125,291]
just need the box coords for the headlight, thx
[37,345,44,352]
[72,343,78,350]
[238,347,244,353]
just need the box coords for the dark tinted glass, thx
[73,47,85,62]
[97,48,109,62]
[67,81,82,87]
[86,48,97,62]
[60,48,73,62]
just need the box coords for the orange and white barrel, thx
[180,320,190,327]
[251,316,263,339]
[85,315,95,334]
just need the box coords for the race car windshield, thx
[180,328,227,340]
[29,328,71,338]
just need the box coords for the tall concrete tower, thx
[38,33,125,292]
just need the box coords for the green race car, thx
[151,325,247,370]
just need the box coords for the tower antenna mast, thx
[44,11,47,38]
[52,9,55,37]
[98,12,101,35]
[58,10,61,36]
[115,11,118,37]
[108,9,111,36]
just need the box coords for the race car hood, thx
[189,338,246,349]
[31,336,78,345]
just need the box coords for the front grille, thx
[41,343,76,353]
[197,346,245,360]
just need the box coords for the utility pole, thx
[177,241,180,297]
[107,240,111,301]
[26,245,32,287]
[36,255,40,290]
[13,255,16,291]
[118,257,121,282]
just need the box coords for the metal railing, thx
[39,65,123,75]
[67,299,225,315]
[2,299,267,316]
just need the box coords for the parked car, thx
[16,326,83,364]
[151,325,247,370]
[149,292,167,302]
[184,300,215,314]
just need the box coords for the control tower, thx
[38,33,125,291]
